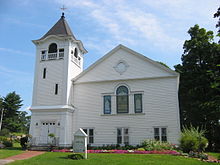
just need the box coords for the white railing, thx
[48,53,57,60]
[59,52,64,58]
[41,54,46,61]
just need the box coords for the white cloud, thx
[54,0,219,55]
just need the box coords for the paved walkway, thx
[0,151,45,165]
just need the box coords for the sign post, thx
[73,128,88,159]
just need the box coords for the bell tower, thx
[29,13,87,147]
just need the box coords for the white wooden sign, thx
[73,128,88,159]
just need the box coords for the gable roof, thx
[40,13,76,40]
[73,44,179,82]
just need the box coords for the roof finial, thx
[60,5,67,18]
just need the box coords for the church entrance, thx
[40,121,56,144]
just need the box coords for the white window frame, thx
[117,127,129,145]
[82,128,94,144]
[153,127,167,142]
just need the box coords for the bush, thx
[180,126,208,153]
[141,139,173,151]
[68,153,84,160]
[0,136,7,142]
[137,148,145,151]
[0,129,10,136]
[20,136,28,150]
[3,140,13,147]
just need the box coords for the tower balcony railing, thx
[48,53,57,60]
[40,51,65,61]
[59,52,64,59]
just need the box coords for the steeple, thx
[39,13,76,40]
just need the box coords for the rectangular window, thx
[161,128,167,142]
[134,94,142,113]
[83,128,94,144]
[41,51,46,60]
[154,127,167,142]
[43,68,46,79]
[103,95,111,114]
[154,128,160,141]
[117,128,129,145]
[117,128,122,144]
[124,128,129,145]
[59,49,64,59]
[55,84,58,95]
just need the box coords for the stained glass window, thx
[104,95,111,114]
[134,94,142,113]
[116,86,129,113]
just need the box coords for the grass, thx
[207,152,220,159]
[0,143,24,159]
[9,153,212,165]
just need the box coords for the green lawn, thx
[0,143,24,159]
[9,153,211,165]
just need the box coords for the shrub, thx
[68,153,84,160]
[3,140,13,147]
[180,126,208,153]
[20,136,28,150]
[137,148,145,151]
[0,136,7,142]
[48,133,55,138]
[141,139,173,151]
[0,128,10,136]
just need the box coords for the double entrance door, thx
[40,121,56,144]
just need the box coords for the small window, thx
[154,128,160,141]
[55,84,58,95]
[59,49,64,58]
[43,68,46,79]
[161,128,167,142]
[83,128,94,144]
[41,51,46,60]
[154,127,167,142]
[103,95,111,114]
[117,128,122,144]
[74,48,78,58]
[59,49,64,52]
[117,128,129,145]
[71,50,73,54]
[89,129,94,143]
[134,94,142,113]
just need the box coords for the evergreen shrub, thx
[180,126,208,153]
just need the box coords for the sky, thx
[0,0,219,115]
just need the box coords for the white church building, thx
[29,13,180,147]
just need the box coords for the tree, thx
[214,6,220,41]
[0,92,29,133]
[174,24,220,151]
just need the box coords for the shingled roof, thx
[40,13,76,40]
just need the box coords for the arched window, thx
[116,86,129,113]
[48,43,57,53]
[74,48,78,58]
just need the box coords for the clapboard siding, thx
[76,48,173,83]
[73,77,180,145]
[35,60,64,105]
